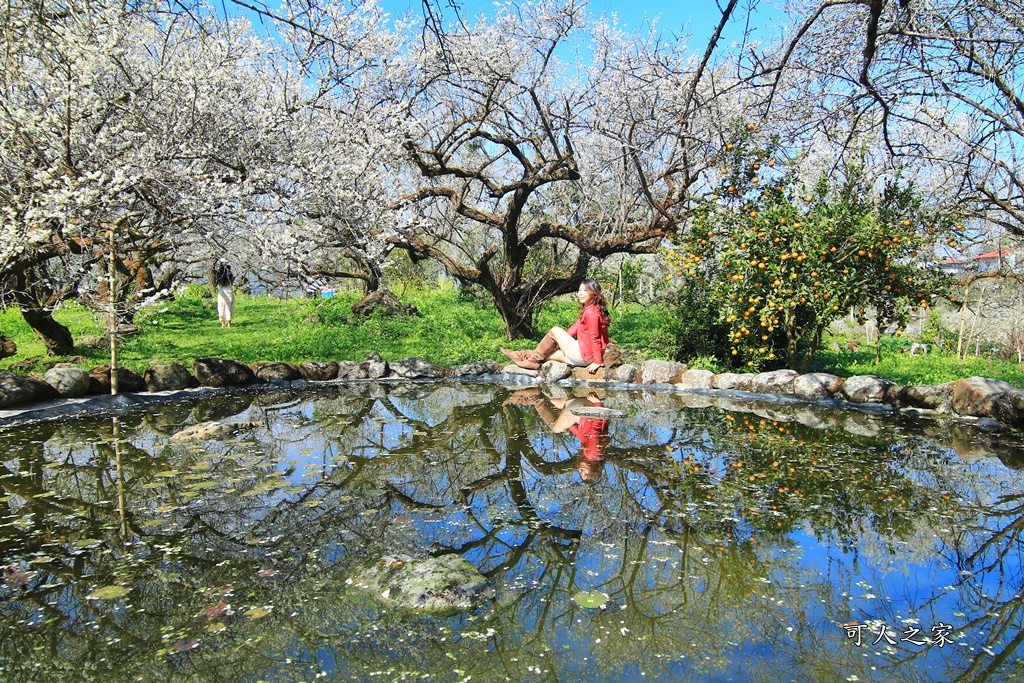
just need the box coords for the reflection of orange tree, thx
[654,411,942,543]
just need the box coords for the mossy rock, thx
[350,554,492,615]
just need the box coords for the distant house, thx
[974,248,1018,273]
[938,257,965,276]
[938,248,1017,276]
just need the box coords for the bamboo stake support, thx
[109,227,119,395]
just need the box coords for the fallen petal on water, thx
[172,638,199,652]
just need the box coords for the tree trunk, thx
[498,299,536,340]
[799,326,824,373]
[963,285,986,361]
[956,282,969,360]
[12,270,74,356]
[874,320,883,364]
[17,302,74,355]
[783,307,801,368]
[363,264,381,295]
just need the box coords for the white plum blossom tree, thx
[760,0,1024,239]
[0,0,305,351]
[385,0,748,338]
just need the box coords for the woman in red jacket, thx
[502,279,609,374]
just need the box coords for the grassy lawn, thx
[0,288,675,375]
[808,337,1024,387]
[3,288,1023,388]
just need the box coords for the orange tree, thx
[668,138,951,370]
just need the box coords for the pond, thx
[0,381,1022,682]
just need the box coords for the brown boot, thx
[526,331,560,364]
[502,348,540,370]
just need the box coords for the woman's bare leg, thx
[548,327,582,365]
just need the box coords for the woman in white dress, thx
[212,261,235,328]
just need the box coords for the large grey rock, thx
[952,377,1018,417]
[675,392,714,408]
[390,357,445,379]
[0,370,59,408]
[336,361,368,380]
[750,369,799,394]
[192,358,258,388]
[350,290,417,319]
[792,373,843,401]
[609,364,640,383]
[298,362,339,382]
[251,361,302,382]
[894,383,955,412]
[987,391,1024,429]
[449,361,501,377]
[539,361,572,383]
[711,373,754,391]
[572,406,628,418]
[640,360,687,385]
[840,375,893,403]
[791,407,839,430]
[842,413,883,437]
[89,365,146,394]
[675,369,714,390]
[76,335,106,349]
[143,364,196,392]
[350,554,492,615]
[351,289,418,318]
[170,420,259,441]
[365,359,389,379]
[44,367,92,397]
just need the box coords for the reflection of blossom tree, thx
[1,385,1023,680]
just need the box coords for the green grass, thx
[0,288,673,375]
[808,336,1024,388]
[3,290,1023,389]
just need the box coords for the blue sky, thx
[377,0,787,48]
[231,1,790,55]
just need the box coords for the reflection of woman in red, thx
[504,389,609,482]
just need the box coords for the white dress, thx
[217,285,235,322]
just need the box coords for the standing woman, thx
[212,261,235,328]
[502,279,610,373]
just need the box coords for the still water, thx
[0,381,1022,682]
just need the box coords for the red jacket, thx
[567,304,609,365]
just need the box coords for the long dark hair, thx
[211,261,234,287]
[580,278,610,324]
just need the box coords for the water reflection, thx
[0,382,1021,682]
[504,387,609,482]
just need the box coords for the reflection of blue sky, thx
[95,385,1024,680]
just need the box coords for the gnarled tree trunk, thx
[12,268,74,356]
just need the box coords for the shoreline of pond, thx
[0,362,1014,442]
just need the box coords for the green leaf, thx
[87,585,130,600]
[573,591,608,609]
[244,606,270,619]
